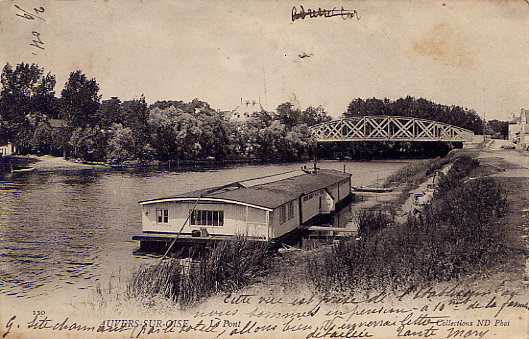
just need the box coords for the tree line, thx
[0,63,331,164]
[344,97,484,133]
[1,62,494,164]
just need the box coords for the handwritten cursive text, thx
[292,6,361,22]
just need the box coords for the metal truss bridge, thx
[310,116,474,142]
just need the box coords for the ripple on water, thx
[65,261,94,266]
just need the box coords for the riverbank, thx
[0,155,108,174]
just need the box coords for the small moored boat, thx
[11,166,36,173]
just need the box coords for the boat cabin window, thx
[157,208,169,223]
[190,210,224,226]
[303,194,315,202]
[280,202,295,224]
[288,201,294,219]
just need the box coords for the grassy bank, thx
[382,156,452,188]
[308,156,511,291]
[127,237,272,306]
[382,148,480,188]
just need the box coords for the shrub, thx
[436,155,480,194]
[357,210,392,238]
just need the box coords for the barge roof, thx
[139,169,351,209]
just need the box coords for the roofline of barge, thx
[138,197,274,211]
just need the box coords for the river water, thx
[0,160,410,302]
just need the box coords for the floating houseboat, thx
[133,168,352,249]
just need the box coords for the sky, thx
[1,0,528,120]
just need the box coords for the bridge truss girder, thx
[310,116,474,142]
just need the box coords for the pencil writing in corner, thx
[13,4,47,56]
[14,4,45,21]
[30,31,45,54]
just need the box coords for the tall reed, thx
[128,237,271,306]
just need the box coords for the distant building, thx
[227,98,264,122]
[508,108,529,150]
[0,143,16,156]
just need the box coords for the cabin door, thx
[319,191,334,214]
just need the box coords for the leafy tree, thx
[252,120,311,162]
[30,72,58,118]
[225,121,251,159]
[254,120,286,161]
[30,123,53,155]
[300,106,332,126]
[68,126,108,162]
[276,102,301,129]
[249,110,274,127]
[49,127,70,157]
[346,98,388,117]
[148,100,186,111]
[106,123,136,165]
[96,97,123,128]
[486,120,508,139]
[0,62,57,148]
[149,102,234,161]
[0,116,8,144]
[189,98,215,115]
[197,114,230,159]
[121,96,153,160]
[343,96,484,133]
[174,113,203,159]
[150,98,215,116]
[149,106,203,161]
[121,96,149,132]
[285,124,313,160]
[149,107,180,161]
[60,70,100,128]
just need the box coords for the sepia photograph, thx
[0,0,528,338]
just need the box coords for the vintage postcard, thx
[0,0,528,338]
